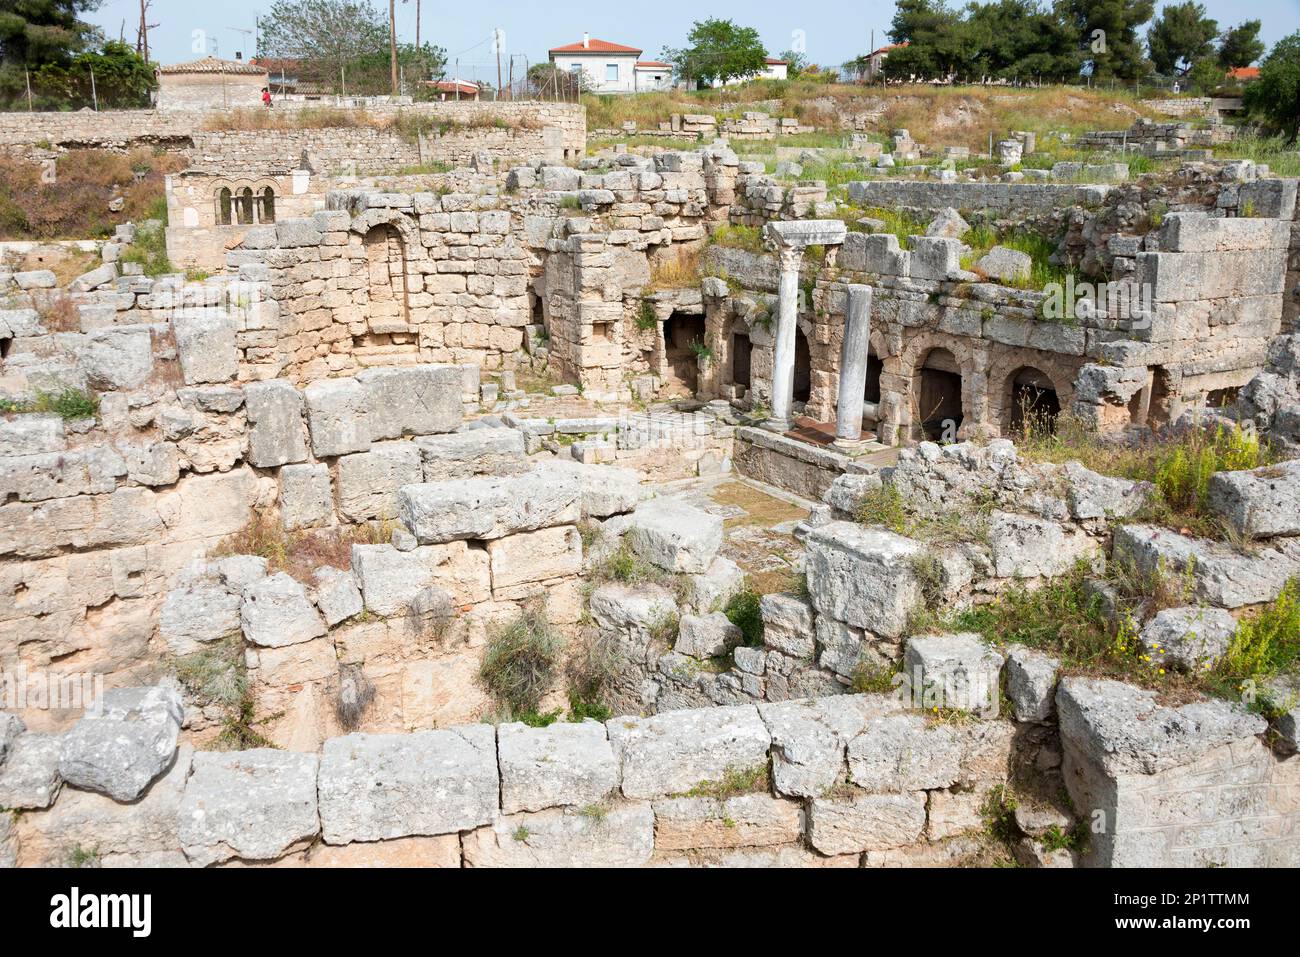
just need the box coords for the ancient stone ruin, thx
[1,94,1298,870]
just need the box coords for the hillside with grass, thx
[585,79,1162,152]
[0,148,184,241]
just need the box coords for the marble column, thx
[834,284,874,447]
[766,245,804,432]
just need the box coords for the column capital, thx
[777,245,804,273]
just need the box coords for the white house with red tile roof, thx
[549,34,647,93]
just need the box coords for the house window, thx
[606,63,619,82]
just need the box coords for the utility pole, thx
[495,28,503,103]
[389,0,399,96]
[136,0,154,62]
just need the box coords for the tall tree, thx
[881,0,975,80]
[1243,31,1300,141]
[259,0,389,88]
[1147,1,1217,76]
[966,0,1081,79]
[0,0,102,67]
[663,18,768,89]
[1217,20,1265,69]
[1058,0,1156,80]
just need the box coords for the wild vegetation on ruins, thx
[1,4,1299,873]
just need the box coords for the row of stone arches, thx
[215,184,277,226]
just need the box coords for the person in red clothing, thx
[262,87,272,108]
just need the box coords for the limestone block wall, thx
[846,180,1114,216]
[225,196,533,381]
[165,171,325,273]
[702,193,1291,442]
[0,102,585,165]
[3,690,1027,868]
[158,73,266,112]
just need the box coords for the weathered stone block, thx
[179,749,320,866]
[337,441,423,522]
[759,695,891,797]
[903,633,1004,717]
[606,705,770,799]
[398,467,583,544]
[241,572,327,648]
[58,683,183,802]
[462,801,653,867]
[498,721,620,814]
[244,380,308,468]
[303,377,371,458]
[318,728,498,843]
[356,365,461,439]
[626,498,723,574]
[805,522,922,639]
[807,791,926,855]
[173,313,238,385]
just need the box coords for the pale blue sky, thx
[87,0,1299,86]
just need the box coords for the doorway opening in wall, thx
[917,348,963,441]
[793,329,811,404]
[1008,367,1061,437]
[664,312,706,396]
[862,349,883,429]
[731,332,752,392]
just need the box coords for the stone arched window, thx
[259,187,276,224]
[216,187,233,226]
[236,187,255,225]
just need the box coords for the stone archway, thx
[363,223,411,334]
[915,347,964,441]
[1005,366,1062,436]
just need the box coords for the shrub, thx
[1219,579,1300,683]
[724,587,764,647]
[565,632,619,722]
[173,634,274,750]
[635,299,658,331]
[854,482,907,534]
[4,388,101,421]
[479,606,563,718]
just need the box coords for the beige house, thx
[157,56,269,112]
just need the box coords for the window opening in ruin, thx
[664,312,705,395]
[1147,367,1173,430]
[236,187,255,225]
[1008,367,1060,436]
[1206,386,1239,410]
[793,329,812,404]
[216,187,232,226]
[917,348,963,441]
[0,336,10,360]
[260,187,276,224]
[731,332,752,389]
